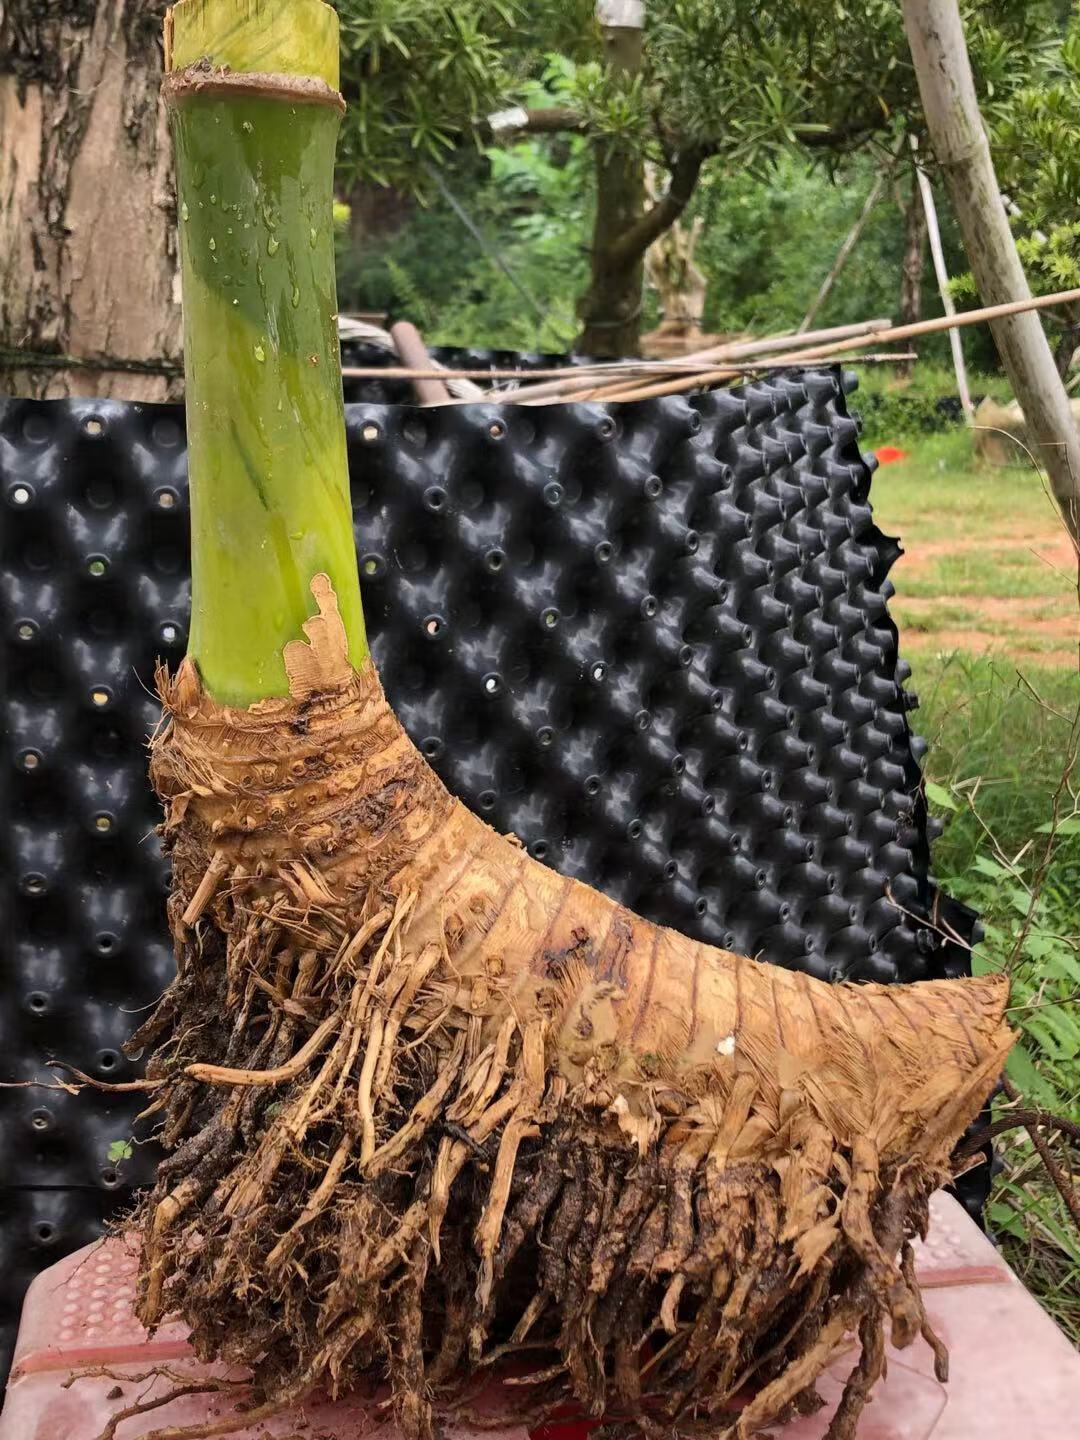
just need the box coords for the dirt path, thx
[889,532,1078,670]
[897,532,1077,580]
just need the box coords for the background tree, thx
[904,0,1080,538]
[4,2,1074,381]
[0,0,182,400]
[968,1,1080,376]
[332,0,1065,354]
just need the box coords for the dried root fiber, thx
[130,575,1013,1438]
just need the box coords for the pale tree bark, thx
[642,162,707,354]
[912,146,973,420]
[903,0,1080,538]
[577,3,646,357]
[0,0,182,400]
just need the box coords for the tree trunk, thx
[346,180,412,246]
[897,169,929,376]
[0,0,182,400]
[577,12,644,357]
[903,0,1080,538]
[899,173,929,329]
[1053,310,1080,380]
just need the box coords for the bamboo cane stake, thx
[572,285,1080,405]
[389,321,451,406]
[911,138,974,422]
[798,179,887,333]
[340,361,779,383]
[481,316,894,405]
[339,353,916,388]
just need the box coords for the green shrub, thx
[852,365,1015,445]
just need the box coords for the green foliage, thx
[1016,225,1080,295]
[641,2,1057,168]
[855,363,1022,444]
[691,153,905,335]
[335,0,524,191]
[329,2,1075,353]
[990,6,1080,236]
[946,2,1080,328]
[921,662,1080,1336]
[330,1,1066,206]
[336,72,591,350]
[422,138,590,348]
[107,1139,133,1163]
[688,155,1004,373]
[857,388,966,438]
[919,660,1080,1340]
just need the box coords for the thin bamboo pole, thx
[342,361,773,383]
[573,285,1080,405]
[339,354,916,386]
[389,321,451,406]
[486,316,893,405]
[911,138,973,421]
[798,178,886,333]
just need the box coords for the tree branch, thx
[607,147,709,268]
[485,106,587,139]
[955,1106,1080,1160]
[1001,1076,1080,1233]
[798,114,888,150]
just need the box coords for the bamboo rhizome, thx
[123,4,1014,1439]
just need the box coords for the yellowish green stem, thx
[167,0,367,706]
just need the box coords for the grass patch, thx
[867,415,1076,663]
[892,602,985,633]
[915,656,1078,866]
[870,430,1065,548]
[900,549,1073,601]
[1014,634,1080,658]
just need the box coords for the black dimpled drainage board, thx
[0,371,983,1379]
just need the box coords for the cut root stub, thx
[128,578,1012,1440]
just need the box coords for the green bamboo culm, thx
[166,0,367,706]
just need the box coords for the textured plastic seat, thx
[3,1194,1078,1439]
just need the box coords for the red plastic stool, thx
[2,1194,1078,1439]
